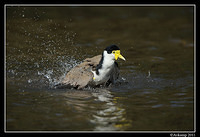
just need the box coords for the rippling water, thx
[5,6,194,131]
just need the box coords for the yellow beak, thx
[118,54,126,61]
[113,50,126,61]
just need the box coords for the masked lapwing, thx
[56,45,126,89]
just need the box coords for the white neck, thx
[102,50,115,69]
[92,50,115,85]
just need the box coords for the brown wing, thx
[60,55,102,89]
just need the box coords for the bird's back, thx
[59,55,102,89]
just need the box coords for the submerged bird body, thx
[58,45,125,89]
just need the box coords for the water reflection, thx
[91,89,131,131]
[61,89,131,131]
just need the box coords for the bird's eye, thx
[113,51,115,53]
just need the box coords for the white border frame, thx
[4,4,196,133]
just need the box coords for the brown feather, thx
[61,55,102,89]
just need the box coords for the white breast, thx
[92,51,115,85]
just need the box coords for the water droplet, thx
[122,77,126,81]
[28,79,32,83]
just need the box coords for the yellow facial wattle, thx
[112,50,126,61]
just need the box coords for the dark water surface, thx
[5,6,194,131]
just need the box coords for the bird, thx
[56,45,126,89]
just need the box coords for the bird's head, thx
[104,45,126,61]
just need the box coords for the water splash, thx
[34,55,82,88]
